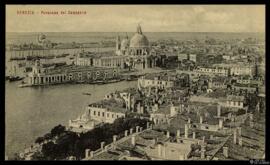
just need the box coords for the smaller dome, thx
[121,38,129,50]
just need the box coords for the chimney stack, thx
[238,137,243,146]
[101,141,105,151]
[219,118,223,129]
[250,114,254,121]
[217,104,221,117]
[85,149,90,158]
[113,135,117,143]
[140,127,143,132]
[237,127,242,136]
[201,145,206,159]
[125,130,128,137]
[147,122,150,129]
[166,131,170,138]
[202,136,205,143]
[158,143,162,157]
[200,116,203,124]
[188,118,191,124]
[177,129,180,138]
[250,121,254,128]
[130,128,133,134]
[185,124,189,138]
[193,132,196,139]
[136,126,140,133]
[233,129,237,144]
[90,151,94,158]
[131,134,136,146]
[223,147,229,158]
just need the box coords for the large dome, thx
[129,25,149,48]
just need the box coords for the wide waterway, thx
[5,80,137,159]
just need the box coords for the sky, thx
[6,5,265,33]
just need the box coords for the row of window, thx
[228,101,243,106]
[200,68,227,73]
[68,71,117,78]
[92,110,122,119]
[147,80,169,85]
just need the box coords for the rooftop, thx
[89,98,126,113]
[227,95,245,102]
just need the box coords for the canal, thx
[5,80,137,158]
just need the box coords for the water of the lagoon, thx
[5,80,137,158]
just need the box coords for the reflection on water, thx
[5,80,137,158]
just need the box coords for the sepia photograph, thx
[5,5,266,161]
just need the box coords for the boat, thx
[82,92,91,96]
[9,76,24,82]
[18,83,31,88]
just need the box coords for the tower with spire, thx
[137,24,142,34]
[116,35,121,51]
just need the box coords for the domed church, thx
[115,24,156,70]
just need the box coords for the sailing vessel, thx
[8,64,24,82]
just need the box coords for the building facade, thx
[115,24,157,70]
[27,60,120,86]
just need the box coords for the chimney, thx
[233,129,237,144]
[223,147,229,158]
[185,124,189,138]
[104,145,109,151]
[154,103,159,111]
[217,104,221,117]
[140,127,143,132]
[125,130,128,137]
[200,116,203,124]
[166,131,170,138]
[101,141,105,151]
[131,134,136,146]
[130,128,133,134]
[250,121,254,128]
[202,136,205,143]
[237,127,242,136]
[228,113,232,119]
[188,118,191,124]
[113,135,117,143]
[176,129,180,138]
[90,151,94,158]
[250,114,254,121]
[187,107,190,113]
[210,135,214,140]
[201,145,206,159]
[238,137,243,146]
[158,143,162,157]
[219,118,223,129]
[85,149,90,158]
[193,132,196,139]
[147,122,150,129]
[136,126,140,133]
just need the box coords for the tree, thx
[51,124,66,137]
[42,141,57,160]
[35,136,45,144]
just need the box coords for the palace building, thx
[27,60,120,86]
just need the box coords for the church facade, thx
[115,24,157,70]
